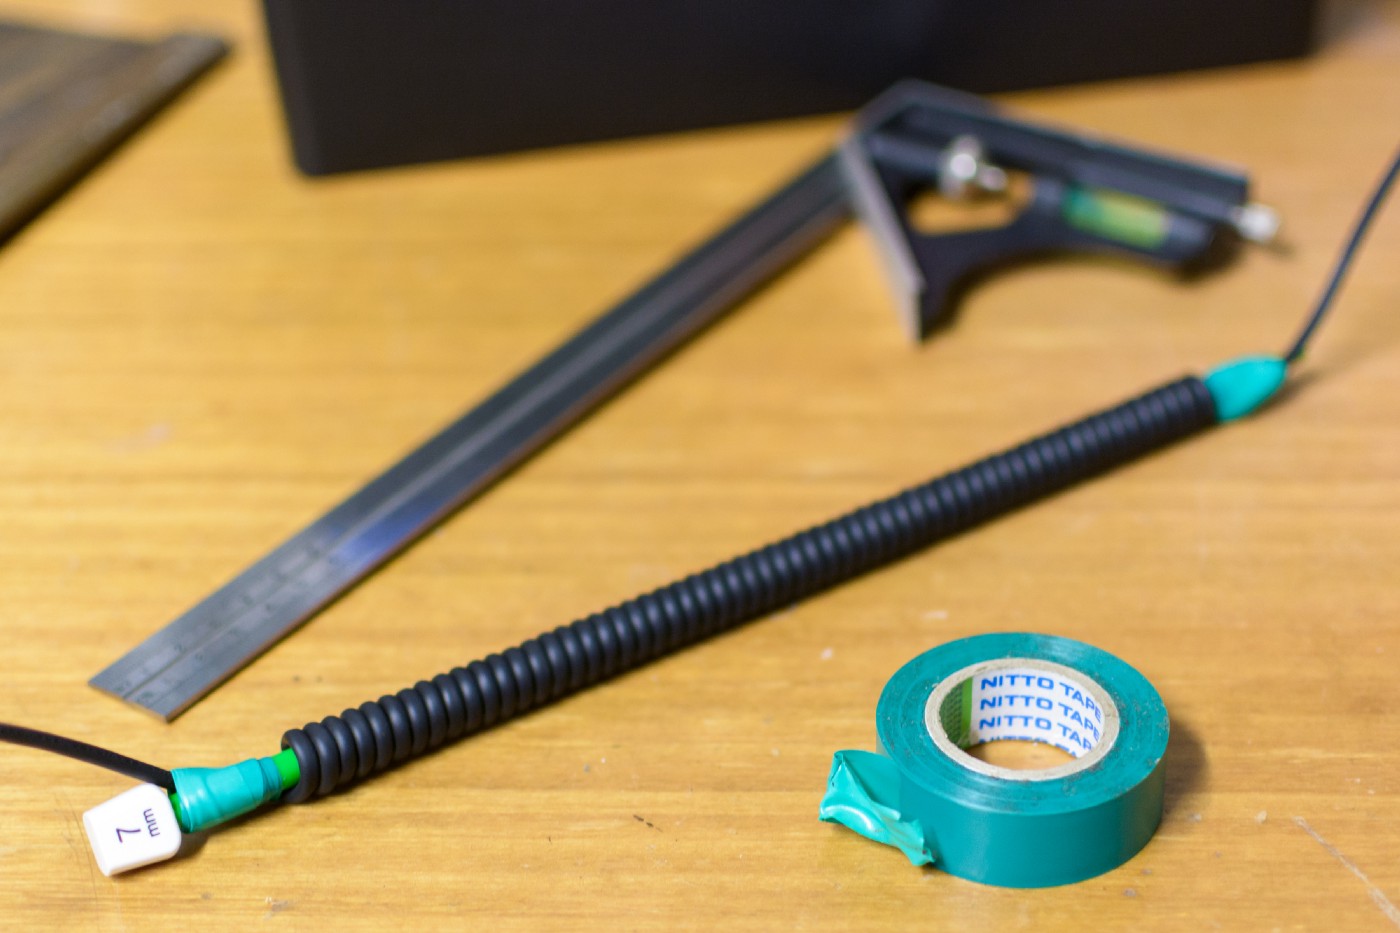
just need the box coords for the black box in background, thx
[262,0,1318,176]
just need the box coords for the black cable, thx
[0,722,175,791]
[279,143,1400,804]
[281,374,1218,802]
[1284,145,1400,363]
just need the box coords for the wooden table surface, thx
[2,1,1398,929]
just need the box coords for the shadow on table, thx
[1161,716,1207,821]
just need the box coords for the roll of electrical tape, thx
[819,633,1168,888]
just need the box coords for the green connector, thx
[169,750,300,833]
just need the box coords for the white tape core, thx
[924,657,1120,782]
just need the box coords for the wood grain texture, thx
[0,1,1397,929]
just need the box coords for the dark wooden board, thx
[0,20,227,240]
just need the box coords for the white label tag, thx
[82,784,183,876]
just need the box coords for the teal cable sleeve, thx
[170,753,296,833]
[1203,355,1287,422]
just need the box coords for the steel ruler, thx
[91,155,851,720]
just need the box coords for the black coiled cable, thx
[281,375,1218,802]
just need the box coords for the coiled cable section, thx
[281,375,1217,802]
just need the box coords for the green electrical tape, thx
[820,633,1168,887]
